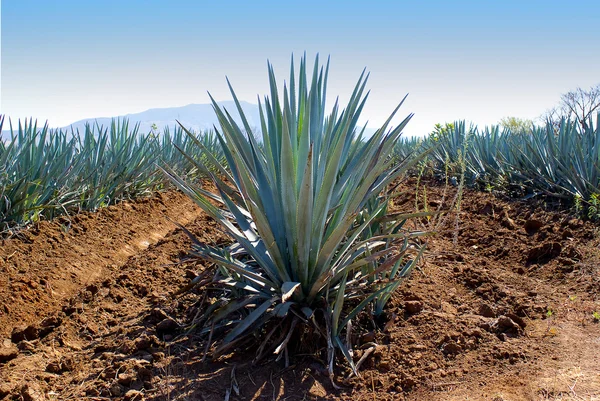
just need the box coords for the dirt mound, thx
[1,181,599,401]
[0,191,202,339]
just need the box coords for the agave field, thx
[395,116,600,213]
[1,57,599,401]
[0,118,227,233]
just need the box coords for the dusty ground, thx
[0,180,599,401]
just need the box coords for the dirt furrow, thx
[0,207,224,400]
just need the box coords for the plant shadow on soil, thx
[1,178,600,401]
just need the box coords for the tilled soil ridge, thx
[0,191,202,339]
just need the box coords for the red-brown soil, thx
[1,181,599,401]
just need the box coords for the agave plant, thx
[508,116,600,200]
[73,119,160,211]
[0,118,80,229]
[163,55,430,377]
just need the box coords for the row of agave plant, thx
[395,116,600,217]
[0,118,225,232]
[162,55,432,380]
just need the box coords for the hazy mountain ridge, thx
[2,101,380,139]
[61,101,262,134]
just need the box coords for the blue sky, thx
[2,0,599,136]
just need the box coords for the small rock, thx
[379,361,391,371]
[524,219,544,234]
[17,340,36,352]
[404,301,424,314]
[124,389,143,400]
[137,367,153,381]
[110,382,123,397]
[40,315,62,328]
[46,357,74,374]
[62,304,83,315]
[156,317,178,334]
[480,203,495,216]
[21,383,45,401]
[527,242,562,264]
[46,361,62,374]
[441,341,462,355]
[496,315,516,328]
[478,303,496,318]
[505,313,527,329]
[39,315,62,337]
[479,321,493,332]
[62,357,75,372]
[117,373,135,386]
[119,340,136,354]
[402,377,417,388]
[94,344,110,354]
[561,229,574,239]
[86,284,99,295]
[361,331,376,344]
[404,294,422,302]
[151,308,169,320]
[11,325,39,343]
[0,345,19,363]
[0,383,13,398]
[467,328,483,338]
[135,334,155,351]
[495,315,523,336]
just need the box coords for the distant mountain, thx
[61,101,262,135]
[1,101,380,140]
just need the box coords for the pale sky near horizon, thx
[1,1,599,136]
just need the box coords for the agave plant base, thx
[183,269,406,383]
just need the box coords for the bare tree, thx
[560,85,600,129]
[542,84,600,130]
